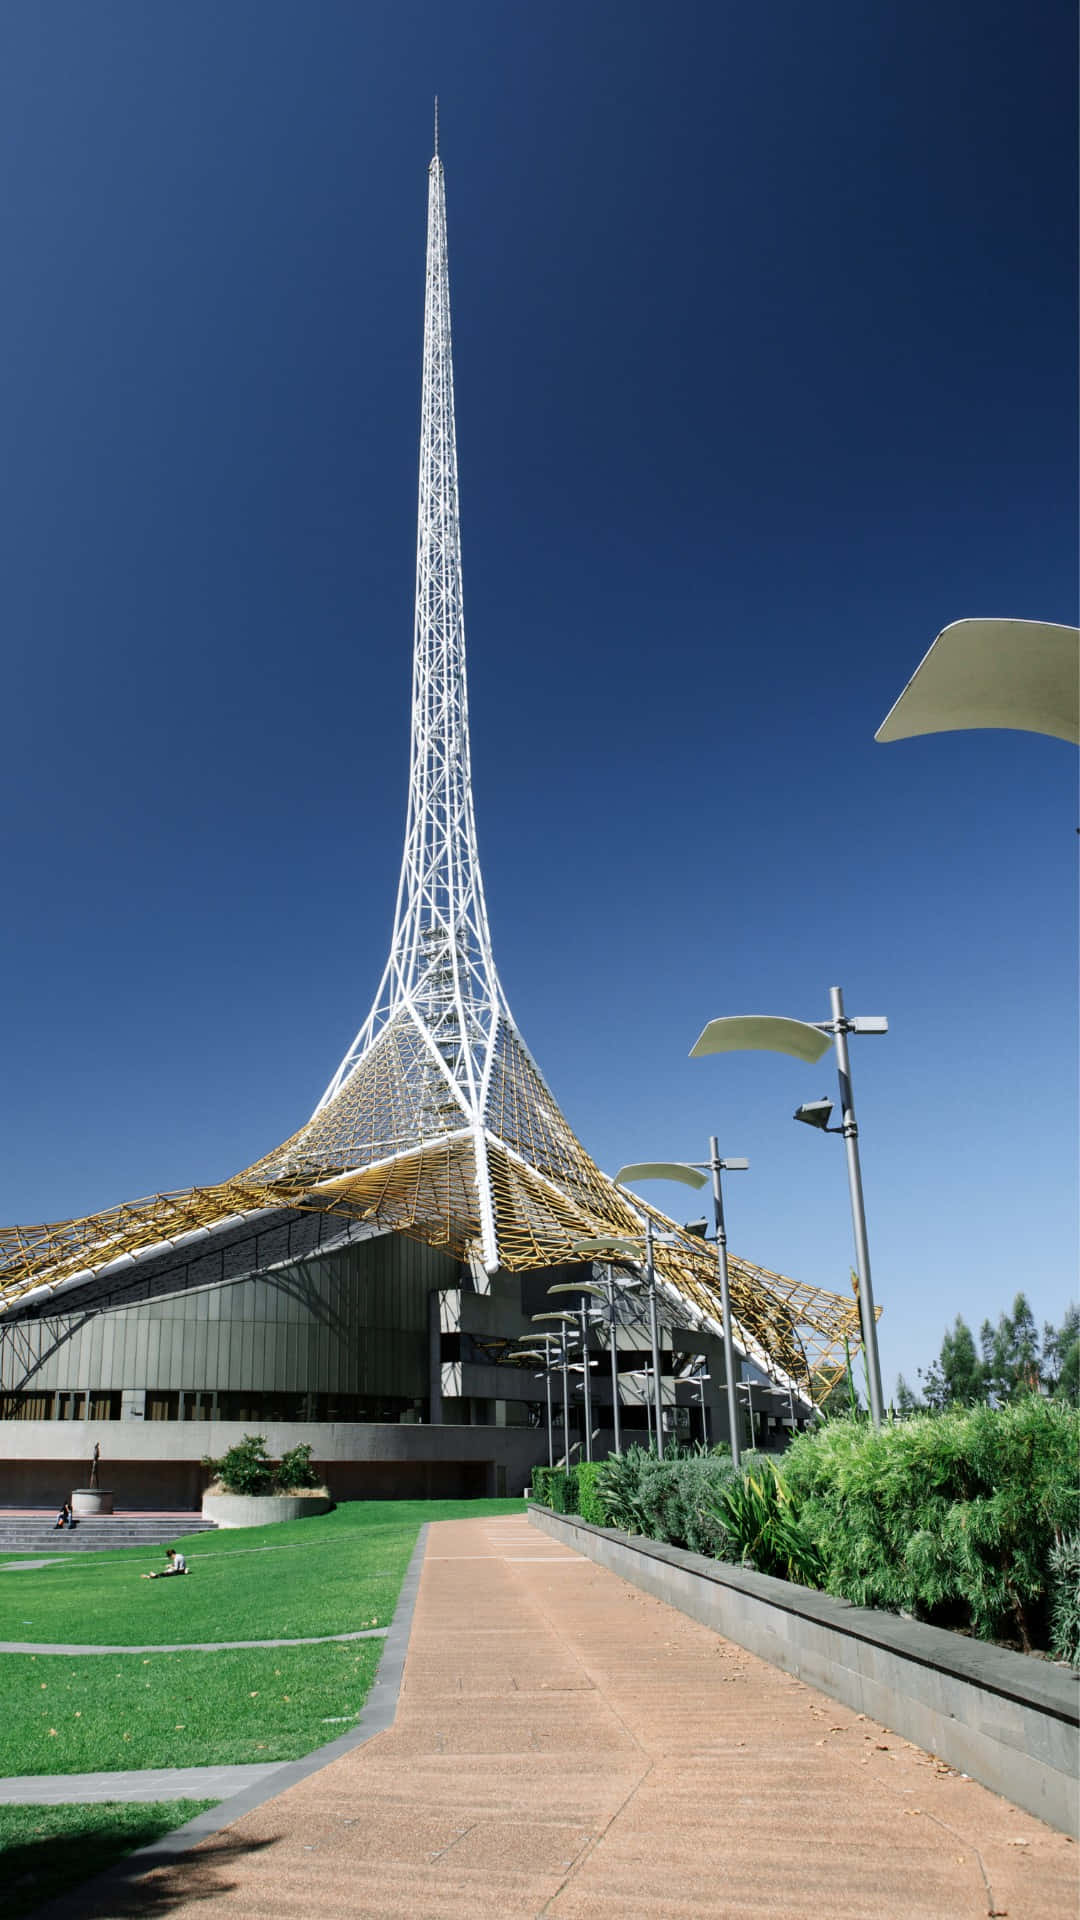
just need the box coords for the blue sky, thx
[1,2,1075,1396]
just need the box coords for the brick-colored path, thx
[119,1514,1075,1918]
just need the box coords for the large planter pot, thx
[201,1492,332,1529]
[71,1489,114,1516]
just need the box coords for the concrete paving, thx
[0,1765,282,1807]
[0,1628,388,1656]
[73,1512,1077,1919]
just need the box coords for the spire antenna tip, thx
[433,96,439,157]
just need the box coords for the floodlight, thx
[793,1098,834,1131]
[848,1017,888,1035]
[683,1218,709,1240]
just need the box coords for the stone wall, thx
[530,1506,1080,1838]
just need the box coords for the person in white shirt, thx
[142,1547,189,1579]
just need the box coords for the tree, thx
[1043,1305,1080,1404]
[982,1294,1041,1401]
[938,1316,984,1405]
[893,1373,922,1417]
[917,1359,948,1412]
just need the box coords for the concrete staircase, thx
[0,1513,218,1553]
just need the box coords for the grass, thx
[0,1498,524,1775]
[0,1497,526,1912]
[0,1496,525,1645]
[0,1638,385,1773]
[0,1800,215,1920]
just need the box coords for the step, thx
[0,1516,218,1552]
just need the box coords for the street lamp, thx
[693,1367,710,1445]
[513,1344,556,1468]
[547,1285,607,1461]
[690,987,887,1429]
[567,1251,647,1457]
[568,1359,600,1458]
[570,1228,667,1457]
[875,618,1080,747]
[555,1273,624,1455]
[614,1150,748,1472]
[625,1367,656,1447]
[531,1313,580,1466]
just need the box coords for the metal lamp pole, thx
[690,995,888,1431]
[829,986,885,1428]
[709,1137,744,1472]
[644,1216,665,1458]
[578,1300,595,1462]
[515,1341,557,1469]
[606,1264,622,1455]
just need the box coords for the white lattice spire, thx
[311,133,518,1270]
[0,127,864,1400]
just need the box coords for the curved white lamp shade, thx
[613,1161,708,1191]
[690,1015,832,1065]
[875,619,1079,746]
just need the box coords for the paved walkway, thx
[0,1628,388,1656]
[0,1765,282,1807]
[78,1512,1075,1919]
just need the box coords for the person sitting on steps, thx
[53,1502,72,1531]
[141,1547,189,1580]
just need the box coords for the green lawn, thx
[0,1497,524,1645]
[0,1498,526,1914]
[0,1638,384,1774]
[0,1800,215,1920]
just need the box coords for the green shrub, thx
[592,1445,652,1533]
[530,1466,554,1507]
[781,1398,1079,1646]
[592,1444,739,1556]
[203,1434,276,1496]
[278,1443,321,1492]
[203,1435,325,1498]
[531,1466,578,1513]
[1049,1535,1080,1666]
[576,1461,606,1524]
[713,1459,826,1587]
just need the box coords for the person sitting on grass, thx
[141,1547,189,1580]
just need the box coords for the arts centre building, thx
[0,140,864,1510]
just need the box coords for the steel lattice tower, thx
[314,137,509,1269]
[0,128,868,1399]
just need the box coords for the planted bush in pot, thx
[202,1436,332,1525]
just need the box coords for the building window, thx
[0,1392,52,1420]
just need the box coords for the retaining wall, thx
[529,1505,1080,1838]
[201,1493,333,1527]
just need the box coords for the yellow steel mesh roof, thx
[0,1005,865,1398]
